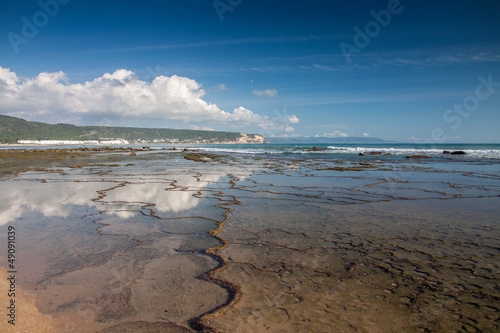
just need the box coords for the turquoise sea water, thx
[3,143,500,159]
[189,143,500,160]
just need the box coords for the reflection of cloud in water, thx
[0,173,224,225]
[0,181,104,226]
[104,174,223,217]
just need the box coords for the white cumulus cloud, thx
[0,67,272,128]
[252,89,278,98]
[287,115,300,124]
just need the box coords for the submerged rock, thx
[407,155,432,159]
[305,147,326,152]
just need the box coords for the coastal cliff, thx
[0,115,267,144]
[235,133,267,144]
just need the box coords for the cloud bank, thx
[320,131,349,138]
[0,67,296,130]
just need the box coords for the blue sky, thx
[1,0,499,142]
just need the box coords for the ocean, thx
[4,142,500,160]
[190,142,500,159]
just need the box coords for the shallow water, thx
[0,151,499,332]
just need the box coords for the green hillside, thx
[0,114,257,144]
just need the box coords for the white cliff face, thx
[236,134,267,144]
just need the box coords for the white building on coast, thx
[17,139,130,145]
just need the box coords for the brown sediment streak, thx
[371,248,499,279]
[90,212,144,248]
[185,176,244,332]
[32,181,148,284]
[88,178,203,241]
[385,242,499,261]
[228,251,500,300]
[223,223,500,304]
[366,179,397,186]
[348,261,500,300]
[226,260,287,273]
[84,171,244,331]
[452,240,500,250]
[230,240,369,256]
[192,196,243,332]
[85,170,245,331]
[88,181,146,247]
[223,174,498,205]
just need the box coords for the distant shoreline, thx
[0,142,264,147]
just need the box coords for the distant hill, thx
[0,114,265,144]
[266,136,392,144]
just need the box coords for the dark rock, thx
[443,150,451,154]
[182,148,189,152]
[311,146,325,151]
[359,153,365,156]
[407,155,432,159]
[99,321,192,333]
[451,150,467,155]
[368,151,384,156]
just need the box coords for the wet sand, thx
[0,149,499,332]
[0,266,67,332]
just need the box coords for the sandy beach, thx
[0,148,498,332]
